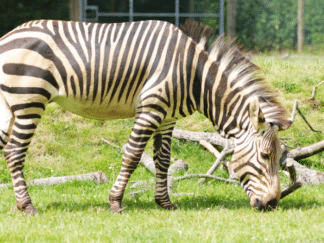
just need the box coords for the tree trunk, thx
[297,0,304,53]
[226,0,236,39]
[69,0,82,21]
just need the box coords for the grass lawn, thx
[0,53,324,242]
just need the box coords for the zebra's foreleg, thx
[154,122,176,210]
[108,113,157,212]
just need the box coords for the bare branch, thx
[288,99,298,124]
[172,128,234,148]
[310,80,324,100]
[287,100,321,132]
[168,160,189,175]
[172,174,238,184]
[285,158,324,185]
[198,139,234,184]
[296,106,321,132]
[288,139,324,160]
[101,138,120,149]
[286,160,297,183]
[280,158,302,199]
[0,171,108,189]
[125,186,154,198]
[280,182,302,199]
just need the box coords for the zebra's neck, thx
[193,48,252,139]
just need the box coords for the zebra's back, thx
[0,19,189,120]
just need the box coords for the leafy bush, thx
[204,0,324,51]
[0,1,69,38]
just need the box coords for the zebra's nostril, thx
[251,198,265,210]
[255,199,263,208]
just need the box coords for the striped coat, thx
[0,20,291,214]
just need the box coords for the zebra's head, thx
[231,96,289,210]
[179,20,292,210]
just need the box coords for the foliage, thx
[0,0,69,38]
[203,0,324,51]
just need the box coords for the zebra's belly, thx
[53,96,136,120]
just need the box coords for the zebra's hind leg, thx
[153,122,177,210]
[4,110,44,215]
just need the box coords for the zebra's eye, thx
[261,152,270,160]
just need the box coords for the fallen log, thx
[288,140,324,160]
[173,128,234,148]
[283,158,324,185]
[0,171,108,189]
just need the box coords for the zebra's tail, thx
[0,89,14,150]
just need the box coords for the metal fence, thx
[80,0,224,35]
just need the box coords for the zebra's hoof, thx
[108,200,126,213]
[24,204,38,216]
[163,203,178,210]
[107,206,126,213]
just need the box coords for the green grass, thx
[0,53,324,242]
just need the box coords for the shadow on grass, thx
[39,194,324,214]
[278,197,324,210]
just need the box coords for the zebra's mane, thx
[180,20,290,129]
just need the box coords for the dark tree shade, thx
[0,0,69,38]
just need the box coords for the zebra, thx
[0,19,291,215]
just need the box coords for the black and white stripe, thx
[0,20,291,214]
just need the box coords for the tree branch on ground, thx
[288,100,321,133]
[198,139,235,184]
[172,128,234,148]
[288,140,324,160]
[0,171,108,189]
[173,128,323,188]
[309,80,324,101]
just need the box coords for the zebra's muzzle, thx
[250,197,278,211]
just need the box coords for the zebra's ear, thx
[249,96,268,132]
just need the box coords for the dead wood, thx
[129,180,149,189]
[0,171,108,189]
[278,53,290,59]
[281,182,302,199]
[286,160,297,183]
[283,158,324,185]
[171,174,238,184]
[280,159,302,199]
[288,100,321,133]
[309,80,324,100]
[126,186,154,198]
[168,159,189,175]
[288,139,324,160]
[173,128,323,186]
[172,128,235,148]
[198,140,235,183]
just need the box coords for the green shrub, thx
[204,0,324,51]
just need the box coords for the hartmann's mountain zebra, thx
[0,19,291,215]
